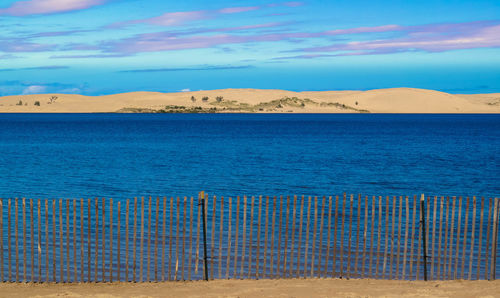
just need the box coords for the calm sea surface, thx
[0,113,498,199]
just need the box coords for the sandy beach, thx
[0,88,499,113]
[0,279,498,298]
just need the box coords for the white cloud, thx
[22,85,46,94]
[180,88,191,92]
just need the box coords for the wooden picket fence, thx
[0,194,498,282]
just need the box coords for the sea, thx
[0,113,498,199]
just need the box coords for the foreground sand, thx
[0,88,499,113]
[0,279,499,298]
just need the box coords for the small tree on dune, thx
[215,96,223,102]
[202,96,209,102]
[191,96,196,102]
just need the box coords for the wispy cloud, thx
[22,85,46,94]
[0,65,69,72]
[119,65,253,73]
[0,0,108,16]
[297,20,500,55]
[107,2,302,28]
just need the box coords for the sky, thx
[1,0,500,96]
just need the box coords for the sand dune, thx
[0,88,499,113]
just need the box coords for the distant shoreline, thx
[1,88,499,113]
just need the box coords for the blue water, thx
[0,113,498,199]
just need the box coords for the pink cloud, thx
[218,6,260,14]
[302,21,500,54]
[0,0,107,16]
[325,25,403,35]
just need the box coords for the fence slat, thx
[30,199,34,283]
[382,196,390,279]
[368,196,375,278]
[210,196,217,280]
[264,196,270,279]
[188,196,194,281]
[388,196,396,279]
[109,199,114,282]
[87,199,91,282]
[324,196,333,277]
[468,196,477,280]
[167,197,173,281]
[226,197,232,279]
[239,196,247,279]
[146,197,151,282]
[303,196,311,278]
[310,196,318,277]
[333,195,340,277]
[296,196,304,278]
[283,196,291,278]
[181,197,187,281]
[161,198,166,281]
[317,196,326,278]
[125,199,130,282]
[409,196,417,279]
[65,200,69,283]
[476,197,485,280]
[174,197,181,281]
[37,200,41,283]
[23,198,26,282]
[436,197,444,280]
[361,196,368,278]
[218,196,225,279]
[8,199,11,282]
[453,197,462,279]
[447,197,456,280]
[354,194,362,278]
[102,198,106,282]
[247,196,254,279]
[461,197,470,280]
[339,194,347,278]
[0,199,2,282]
[15,199,19,282]
[45,200,49,282]
[484,198,491,280]
[346,195,354,279]
[490,198,499,280]
[117,201,121,282]
[375,196,382,279]
[256,196,262,279]
[277,196,283,278]
[233,196,240,279]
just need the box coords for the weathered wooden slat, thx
[87,199,91,282]
[295,196,304,278]
[161,197,166,281]
[65,199,69,283]
[133,197,138,282]
[38,199,41,283]
[139,197,146,282]
[408,196,417,279]
[232,196,240,279]
[74,200,78,282]
[101,198,106,282]
[153,199,159,281]
[117,201,121,282]
[476,197,484,280]
[288,195,298,278]
[332,195,340,277]
[174,197,181,281]
[324,196,333,277]
[354,194,362,278]
[436,197,444,279]
[461,197,470,280]
[210,196,217,280]
[453,197,462,280]
[146,197,152,282]
[317,196,326,278]
[45,200,49,282]
[30,199,34,283]
[483,198,491,280]
[395,196,403,280]
[255,196,262,279]
[181,197,187,281]
[226,197,232,279]
[368,196,375,278]
[441,197,450,280]
[339,194,347,278]
[22,198,26,282]
[58,199,63,282]
[388,196,397,279]
[218,196,225,279]
[303,196,312,278]
[247,196,254,279]
[375,196,382,279]
[310,196,318,277]
[109,199,114,282]
[239,196,247,279]
[382,196,390,279]
[490,198,499,280]
[283,196,291,278]
[346,195,354,279]
[361,196,368,278]
[168,197,173,281]
[264,196,270,278]
[277,196,283,278]
[188,196,194,281]
[447,197,456,280]
[15,199,19,282]
[429,196,437,280]
[125,199,130,282]
[468,196,477,280]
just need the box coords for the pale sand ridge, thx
[1,88,499,113]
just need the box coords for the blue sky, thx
[1,0,500,96]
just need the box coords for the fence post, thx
[420,194,428,281]
[200,191,209,281]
